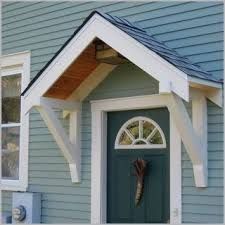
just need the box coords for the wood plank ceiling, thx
[44,43,99,99]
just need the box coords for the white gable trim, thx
[23,14,192,104]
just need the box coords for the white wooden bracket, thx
[191,89,208,186]
[26,97,81,183]
[168,93,208,187]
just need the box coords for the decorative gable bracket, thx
[25,97,81,183]
[168,92,208,187]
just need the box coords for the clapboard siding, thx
[2,2,223,223]
[182,101,224,223]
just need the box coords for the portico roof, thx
[21,10,222,102]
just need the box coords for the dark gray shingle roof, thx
[22,10,222,96]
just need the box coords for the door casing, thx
[91,94,182,224]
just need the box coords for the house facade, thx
[1,1,224,224]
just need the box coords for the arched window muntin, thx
[115,116,166,149]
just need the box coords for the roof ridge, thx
[97,10,146,33]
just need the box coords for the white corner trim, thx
[23,13,191,104]
[69,110,81,182]
[170,114,182,224]
[34,102,81,183]
[168,93,207,187]
[1,51,30,191]
[91,94,182,224]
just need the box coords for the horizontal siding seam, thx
[2,2,87,20]
[141,11,223,30]
[151,21,223,36]
[128,2,220,24]
[2,2,39,14]
[2,2,123,29]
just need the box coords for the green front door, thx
[107,108,170,223]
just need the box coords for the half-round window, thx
[115,116,166,149]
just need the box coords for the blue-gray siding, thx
[2,2,223,223]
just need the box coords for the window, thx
[2,74,21,179]
[1,52,30,191]
[115,116,166,149]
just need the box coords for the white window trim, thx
[91,94,182,224]
[1,51,30,191]
[115,116,166,149]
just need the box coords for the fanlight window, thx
[115,116,166,149]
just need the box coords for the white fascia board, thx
[23,14,189,103]
[189,76,223,89]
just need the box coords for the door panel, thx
[107,108,170,223]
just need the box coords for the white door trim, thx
[91,94,182,224]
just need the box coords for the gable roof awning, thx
[21,10,222,104]
[21,11,223,186]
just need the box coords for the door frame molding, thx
[91,94,182,224]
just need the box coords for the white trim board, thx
[1,51,30,191]
[90,94,182,224]
[22,13,222,107]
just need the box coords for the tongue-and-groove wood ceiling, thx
[44,43,99,99]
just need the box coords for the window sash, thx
[1,51,30,191]
[1,73,21,180]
